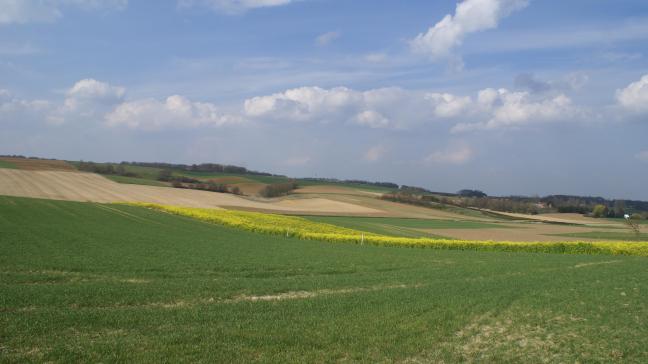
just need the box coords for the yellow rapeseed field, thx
[126,203,648,257]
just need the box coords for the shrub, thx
[592,204,608,218]
[259,181,298,198]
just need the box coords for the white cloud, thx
[425,93,472,118]
[410,0,528,62]
[178,0,295,14]
[426,144,474,165]
[67,78,125,103]
[636,150,648,162]
[316,31,341,46]
[0,0,127,25]
[244,86,362,123]
[364,145,386,162]
[617,74,648,113]
[48,78,125,124]
[452,88,582,132]
[244,84,588,132]
[354,110,389,129]
[105,95,239,130]
[244,86,469,129]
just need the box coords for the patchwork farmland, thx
[1,158,648,362]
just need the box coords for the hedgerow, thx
[125,203,648,257]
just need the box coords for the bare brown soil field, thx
[0,157,76,171]
[483,210,619,226]
[292,192,499,221]
[539,213,623,225]
[427,223,605,242]
[0,169,381,215]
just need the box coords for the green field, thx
[180,171,290,184]
[296,179,396,193]
[305,216,509,238]
[1,196,647,362]
[0,160,17,169]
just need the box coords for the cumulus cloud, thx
[617,74,648,113]
[244,84,585,133]
[4,79,595,133]
[48,78,125,124]
[178,0,295,14]
[0,0,127,25]
[244,86,473,129]
[426,144,474,165]
[105,95,239,131]
[316,31,341,46]
[410,0,528,63]
[425,93,472,118]
[452,88,582,132]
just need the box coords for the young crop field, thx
[0,160,17,169]
[1,196,647,362]
[305,216,509,238]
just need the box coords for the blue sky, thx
[1,0,648,199]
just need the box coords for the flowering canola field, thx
[127,203,648,257]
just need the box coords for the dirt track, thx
[0,169,382,215]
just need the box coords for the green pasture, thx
[1,196,647,362]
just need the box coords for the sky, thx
[1,0,647,199]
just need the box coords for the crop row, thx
[126,203,648,257]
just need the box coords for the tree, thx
[458,189,487,198]
[613,200,626,217]
[592,204,608,218]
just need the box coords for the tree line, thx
[120,161,282,177]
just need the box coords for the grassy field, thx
[0,160,17,169]
[2,196,647,362]
[305,216,508,238]
[180,171,289,184]
[296,179,396,193]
